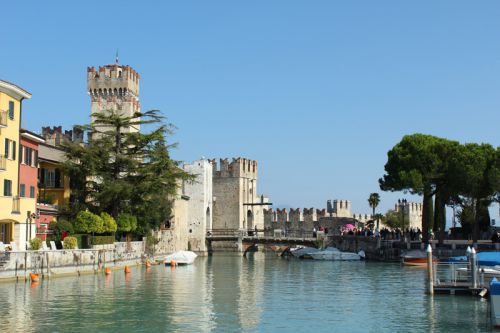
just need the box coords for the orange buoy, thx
[170,260,177,267]
[30,273,39,283]
[145,260,151,268]
[104,267,112,275]
[124,266,131,274]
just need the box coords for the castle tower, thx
[87,63,140,133]
[211,158,264,231]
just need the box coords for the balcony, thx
[12,196,20,214]
[0,110,6,127]
[0,154,5,171]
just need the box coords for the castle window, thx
[30,186,35,198]
[114,88,118,96]
[118,71,122,77]
[119,88,122,96]
[20,184,25,197]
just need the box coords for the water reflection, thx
[0,254,494,332]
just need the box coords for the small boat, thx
[309,247,365,261]
[491,278,500,328]
[401,250,436,266]
[445,252,500,267]
[290,246,320,259]
[164,251,197,266]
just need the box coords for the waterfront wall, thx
[0,230,188,281]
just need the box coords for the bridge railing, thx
[206,229,244,237]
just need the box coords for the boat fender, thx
[104,267,112,275]
[358,250,366,259]
[170,260,177,267]
[30,273,39,283]
[124,266,131,274]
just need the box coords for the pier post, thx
[471,247,478,289]
[427,244,434,295]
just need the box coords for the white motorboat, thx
[290,246,320,259]
[309,247,365,261]
[164,251,198,266]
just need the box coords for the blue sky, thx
[2,1,500,223]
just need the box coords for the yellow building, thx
[38,142,70,209]
[0,79,33,248]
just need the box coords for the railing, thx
[12,196,20,213]
[0,110,7,127]
[433,262,470,286]
[0,154,5,171]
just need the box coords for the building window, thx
[12,141,16,161]
[24,147,33,166]
[4,138,9,159]
[30,186,35,198]
[20,145,24,164]
[8,101,14,120]
[3,179,12,196]
[20,184,25,197]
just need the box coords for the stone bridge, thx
[206,229,318,254]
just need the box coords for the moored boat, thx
[309,247,365,261]
[401,250,436,266]
[491,278,500,328]
[164,251,198,266]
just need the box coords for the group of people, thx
[310,226,423,240]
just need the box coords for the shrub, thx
[49,219,74,241]
[75,211,104,234]
[101,212,117,233]
[63,236,78,249]
[90,236,115,245]
[30,238,43,250]
[117,213,137,233]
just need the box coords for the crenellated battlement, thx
[87,64,140,99]
[327,199,352,217]
[41,126,83,146]
[210,157,258,179]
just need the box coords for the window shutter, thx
[4,138,9,158]
[55,169,61,188]
[12,141,16,161]
[40,168,46,186]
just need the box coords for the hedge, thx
[63,237,78,249]
[90,236,115,245]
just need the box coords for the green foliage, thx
[75,211,104,234]
[383,210,404,230]
[61,109,193,234]
[63,236,78,249]
[49,219,75,241]
[90,236,115,245]
[30,238,43,250]
[100,212,117,233]
[117,213,137,233]
[380,134,500,242]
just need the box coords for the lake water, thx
[0,253,493,332]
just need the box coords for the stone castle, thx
[37,62,423,255]
[87,64,141,134]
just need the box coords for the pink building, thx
[19,129,45,240]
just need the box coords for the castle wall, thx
[211,158,263,232]
[183,160,213,253]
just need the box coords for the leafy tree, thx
[454,143,500,243]
[100,212,117,233]
[368,193,381,230]
[117,213,138,233]
[49,219,75,241]
[379,134,460,243]
[383,210,404,230]
[62,109,192,233]
[75,211,104,234]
